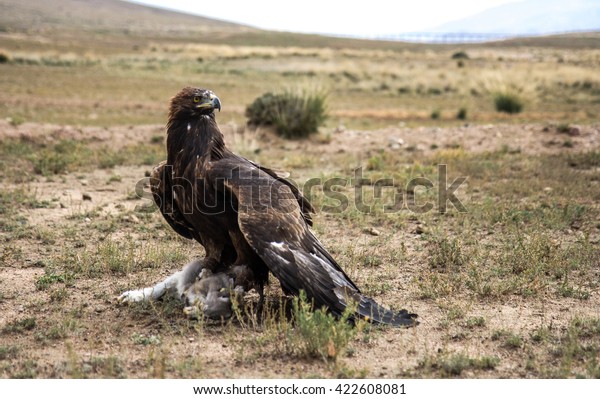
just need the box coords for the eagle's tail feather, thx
[356,294,418,327]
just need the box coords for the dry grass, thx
[1,29,599,128]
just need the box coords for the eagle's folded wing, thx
[206,158,417,326]
[151,161,197,241]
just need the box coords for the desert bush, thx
[494,92,524,114]
[0,52,9,64]
[451,51,469,60]
[430,109,441,119]
[245,90,327,139]
[456,107,467,120]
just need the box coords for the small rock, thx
[390,143,401,151]
[130,214,141,224]
[568,126,581,136]
[59,202,66,209]
[543,187,553,193]
[82,193,92,201]
[388,136,405,146]
[84,217,91,223]
[415,225,425,235]
[364,227,380,236]
[80,179,89,186]
[145,170,151,177]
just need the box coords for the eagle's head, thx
[170,87,221,119]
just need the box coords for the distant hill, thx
[0,0,598,50]
[0,0,251,34]
[430,0,600,35]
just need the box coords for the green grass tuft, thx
[2,318,36,334]
[287,291,358,362]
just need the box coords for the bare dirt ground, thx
[1,121,599,378]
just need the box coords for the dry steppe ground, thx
[1,120,599,378]
[1,0,599,379]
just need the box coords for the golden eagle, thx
[120,87,417,326]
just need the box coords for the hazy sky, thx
[127,0,523,36]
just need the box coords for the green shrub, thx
[494,92,524,114]
[0,52,9,64]
[287,291,357,361]
[430,109,441,120]
[456,107,467,120]
[245,90,327,139]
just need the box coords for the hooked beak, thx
[196,93,221,112]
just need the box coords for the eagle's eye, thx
[193,96,200,103]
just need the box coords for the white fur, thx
[119,260,243,320]
[119,260,203,303]
[118,273,180,302]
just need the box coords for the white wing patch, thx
[270,241,284,248]
[309,252,352,288]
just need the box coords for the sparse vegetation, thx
[276,292,360,362]
[2,318,36,334]
[418,353,499,377]
[428,237,466,271]
[0,345,19,361]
